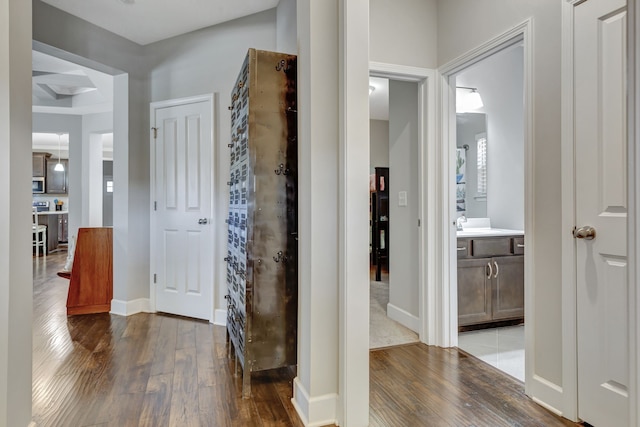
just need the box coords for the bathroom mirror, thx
[456,113,487,218]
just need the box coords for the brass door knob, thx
[573,226,596,240]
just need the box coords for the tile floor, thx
[457,324,525,382]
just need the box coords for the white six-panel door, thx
[574,0,629,425]
[151,97,214,321]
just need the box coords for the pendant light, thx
[54,133,65,172]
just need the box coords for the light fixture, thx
[369,85,375,95]
[456,86,484,113]
[54,133,65,172]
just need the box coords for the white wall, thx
[438,0,564,411]
[388,80,419,327]
[276,0,296,54]
[370,0,438,68]
[456,113,487,218]
[370,119,389,172]
[457,46,524,230]
[145,9,277,317]
[0,0,33,425]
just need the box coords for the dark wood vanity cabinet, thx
[457,235,524,328]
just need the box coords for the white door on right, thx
[574,0,629,426]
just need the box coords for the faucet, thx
[456,215,467,231]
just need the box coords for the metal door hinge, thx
[153,273,157,284]
[151,127,158,139]
[154,201,157,211]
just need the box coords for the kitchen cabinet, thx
[37,214,59,253]
[46,159,69,194]
[32,152,50,177]
[457,235,524,328]
[58,214,68,243]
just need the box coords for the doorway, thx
[452,43,526,382]
[368,76,420,349]
[437,22,534,388]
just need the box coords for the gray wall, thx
[145,9,277,313]
[458,46,524,230]
[438,0,564,397]
[370,119,389,173]
[33,1,279,312]
[34,0,150,303]
[370,0,438,68]
[388,80,419,324]
[276,0,296,54]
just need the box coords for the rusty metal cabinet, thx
[225,49,298,397]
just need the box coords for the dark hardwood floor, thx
[32,252,578,426]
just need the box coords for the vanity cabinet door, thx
[457,258,493,326]
[491,255,525,320]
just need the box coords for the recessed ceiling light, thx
[120,0,135,4]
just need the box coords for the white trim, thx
[213,309,227,326]
[369,63,438,346]
[386,303,420,332]
[338,1,370,424]
[291,377,338,427]
[560,0,579,421]
[629,0,639,425]
[110,298,151,316]
[438,18,535,349]
[149,94,216,324]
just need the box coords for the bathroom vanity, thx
[457,230,524,328]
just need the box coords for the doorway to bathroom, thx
[447,35,528,382]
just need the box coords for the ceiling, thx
[32,50,113,115]
[41,0,280,45]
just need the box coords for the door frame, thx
[149,93,215,322]
[562,0,639,423]
[369,62,438,344]
[437,16,535,384]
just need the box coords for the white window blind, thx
[476,134,487,195]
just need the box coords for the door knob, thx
[198,218,208,225]
[573,225,596,240]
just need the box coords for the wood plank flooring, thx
[32,252,578,426]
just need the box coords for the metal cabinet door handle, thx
[457,246,467,251]
[573,226,596,240]
[487,262,493,279]
[493,261,499,279]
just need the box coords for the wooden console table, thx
[66,227,113,315]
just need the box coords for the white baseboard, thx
[528,374,564,417]
[292,377,338,427]
[214,309,227,326]
[110,298,151,316]
[387,302,420,332]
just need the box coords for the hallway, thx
[32,253,576,426]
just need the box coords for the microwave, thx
[32,177,45,194]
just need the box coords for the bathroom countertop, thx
[456,228,524,238]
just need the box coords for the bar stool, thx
[33,207,47,257]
